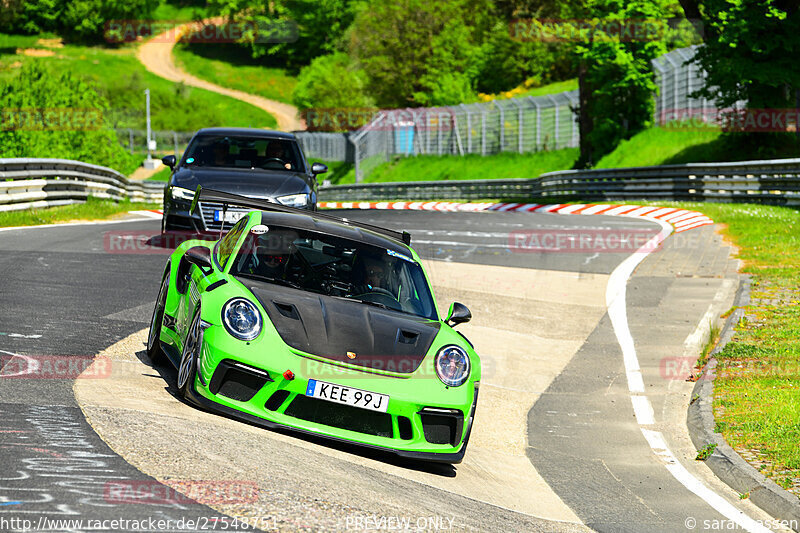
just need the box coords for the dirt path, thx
[137,18,305,132]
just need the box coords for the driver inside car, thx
[354,254,395,295]
[264,142,293,170]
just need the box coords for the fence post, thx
[459,104,472,154]
[548,95,559,149]
[493,101,504,153]
[512,99,524,153]
[481,111,487,156]
[128,129,134,155]
[173,132,179,157]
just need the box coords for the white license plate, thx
[305,379,389,413]
[214,210,246,223]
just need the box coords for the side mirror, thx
[446,302,471,327]
[162,155,177,170]
[185,246,212,271]
[311,162,328,175]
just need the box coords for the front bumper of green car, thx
[183,325,479,464]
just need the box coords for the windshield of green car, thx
[182,135,304,172]
[230,226,438,320]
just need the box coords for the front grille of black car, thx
[419,408,464,446]
[198,202,252,231]
[283,395,394,438]
[208,360,273,402]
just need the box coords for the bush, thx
[0,0,159,42]
[292,53,373,111]
[0,64,135,172]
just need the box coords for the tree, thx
[680,0,800,110]
[292,53,373,111]
[209,0,360,70]
[0,64,133,171]
[0,0,159,41]
[349,0,482,108]
[573,0,669,167]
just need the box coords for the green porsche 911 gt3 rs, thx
[147,188,480,463]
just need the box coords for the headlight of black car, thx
[435,345,471,387]
[222,298,262,341]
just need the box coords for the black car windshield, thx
[230,226,438,320]
[182,135,303,172]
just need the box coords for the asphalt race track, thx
[0,210,787,532]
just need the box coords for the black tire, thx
[177,304,202,398]
[146,269,169,365]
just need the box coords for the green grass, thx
[596,126,800,169]
[320,149,579,185]
[146,166,173,181]
[595,127,724,168]
[0,32,277,133]
[173,41,297,104]
[0,197,159,227]
[479,78,577,101]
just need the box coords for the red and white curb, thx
[318,202,714,233]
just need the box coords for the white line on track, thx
[606,215,772,533]
[0,349,40,377]
[0,214,159,233]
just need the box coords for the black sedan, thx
[160,128,327,233]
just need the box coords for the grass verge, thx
[318,149,579,185]
[173,41,297,104]
[619,200,800,496]
[0,32,277,132]
[0,197,159,227]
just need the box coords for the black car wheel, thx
[177,305,202,398]
[147,269,169,365]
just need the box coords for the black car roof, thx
[256,211,413,256]
[194,128,296,140]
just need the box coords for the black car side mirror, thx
[446,302,471,326]
[162,155,177,170]
[311,162,328,175]
[186,246,212,271]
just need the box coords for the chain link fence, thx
[116,129,196,159]
[297,46,725,182]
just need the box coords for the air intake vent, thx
[209,360,272,402]
[419,408,464,446]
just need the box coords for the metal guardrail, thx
[0,158,164,212]
[318,158,800,205]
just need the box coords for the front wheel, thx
[147,269,169,364]
[177,305,202,398]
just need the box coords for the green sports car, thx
[147,188,480,463]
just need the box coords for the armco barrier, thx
[318,157,800,205]
[0,158,164,212]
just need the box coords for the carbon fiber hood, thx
[244,282,440,374]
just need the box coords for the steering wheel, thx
[262,157,288,169]
[356,290,402,310]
